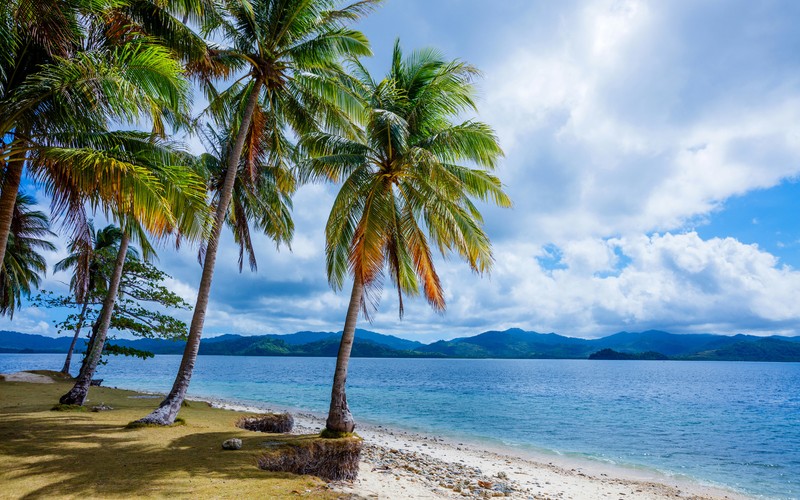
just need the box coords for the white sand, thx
[0,371,54,384]
[205,398,751,500]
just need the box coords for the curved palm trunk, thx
[325,276,364,433]
[59,233,129,405]
[135,80,263,425]
[60,301,90,375]
[0,155,25,269]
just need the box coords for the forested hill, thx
[2,328,800,362]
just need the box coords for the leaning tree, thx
[52,224,129,374]
[58,137,208,406]
[135,0,379,426]
[303,41,511,433]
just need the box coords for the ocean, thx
[1,354,798,499]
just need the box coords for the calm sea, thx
[1,354,798,499]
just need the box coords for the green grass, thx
[0,374,338,499]
[318,429,356,439]
[51,404,88,412]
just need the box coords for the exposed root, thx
[257,435,362,481]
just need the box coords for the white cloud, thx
[470,233,800,337]
[482,0,800,242]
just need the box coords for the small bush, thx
[237,413,294,433]
[257,435,362,481]
[51,404,87,412]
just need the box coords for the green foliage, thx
[0,0,208,260]
[35,251,191,361]
[0,193,55,318]
[302,39,511,318]
[196,124,294,272]
[54,223,129,305]
[102,344,155,361]
[189,0,381,271]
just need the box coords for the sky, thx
[5,0,800,342]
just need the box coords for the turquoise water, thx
[2,354,798,499]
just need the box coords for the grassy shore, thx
[0,372,336,499]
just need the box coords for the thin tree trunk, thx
[59,233,129,405]
[135,80,264,425]
[0,154,24,269]
[61,301,90,375]
[325,276,364,434]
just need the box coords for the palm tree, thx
[59,138,208,406]
[135,0,379,426]
[0,193,56,318]
[0,0,206,269]
[53,224,138,375]
[303,41,511,433]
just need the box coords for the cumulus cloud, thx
[481,0,800,242]
[366,233,800,341]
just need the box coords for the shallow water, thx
[2,354,798,499]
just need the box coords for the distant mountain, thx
[682,338,800,362]
[261,329,425,351]
[2,328,799,362]
[0,331,82,353]
[417,329,589,358]
[200,329,424,356]
[589,348,669,360]
[586,330,755,357]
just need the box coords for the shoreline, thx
[0,369,756,499]
[188,392,751,499]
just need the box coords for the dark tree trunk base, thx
[59,386,88,406]
[326,396,355,434]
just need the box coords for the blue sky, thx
[6,0,800,341]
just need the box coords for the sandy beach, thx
[0,371,753,499]
[206,397,751,500]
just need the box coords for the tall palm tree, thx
[0,193,56,318]
[0,0,207,269]
[53,224,139,375]
[135,0,378,426]
[303,41,512,433]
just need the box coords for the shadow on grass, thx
[0,381,328,499]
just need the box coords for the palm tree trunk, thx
[325,276,364,434]
[135,79,264,425]
[61,301,90,375]
[59,233,129,405]
[0,155,24,269]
